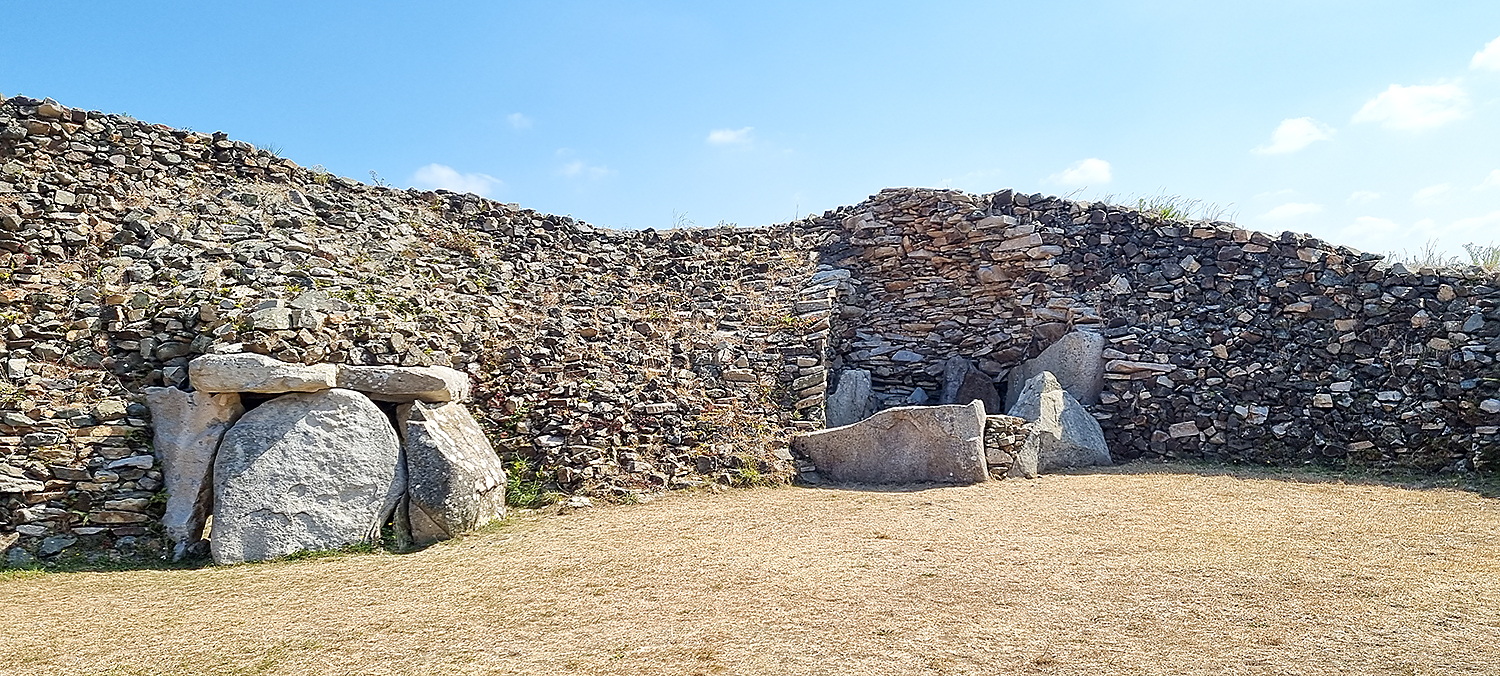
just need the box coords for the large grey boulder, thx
[337,365,472,403]
[824,368,873,428]
[940,355,1003,414]
[1005,331,1105,409]
[1008,371,1110,472]
[211,388,404,564]
[189,353,337,394]
[144,387,245,560]
[397,401,507,547]
[792,401,988,484]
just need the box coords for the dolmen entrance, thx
[794,331,1111,484]
[146,353,506,564]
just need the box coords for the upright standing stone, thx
[1008,371,1110,472]
[824,368,874,428]
[211,388,403,564]
[1005,331,1106,409]
[398,401,507,547]
[941,355,1003,415]
[144,387,245,560]
[792,401,988,484]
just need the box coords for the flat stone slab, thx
[1009,371,1110,472]
[399,401,507,546]
[189,353,337,394]
[337,365,472,403]
[792,401,988,484]
[1006,331,1105,409]
[145,387,245,559]
[941,355,1003,414]
[824,368,873,428]
[211,388,403,564]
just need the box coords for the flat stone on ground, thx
[792,401,988,484]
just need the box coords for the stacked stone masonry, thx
[1,96,1497,564]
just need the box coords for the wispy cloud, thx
[1473,35,1500,71]
[1252,117,1334,155]
[1412,183,1451,204]
[560,160,613,180]
[1353,83,1469,130]
[507,113,532,130]
[1347,190,1381,205]
[1477,169,1500,191]
[1259,203,1323,220]
[410,163,503,197]
[707,127,754,146]
[1045,158,1112,187]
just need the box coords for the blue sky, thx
[4,1,1498,255]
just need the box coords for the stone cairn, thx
[2,96,1497,565]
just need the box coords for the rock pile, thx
[3,95,1497,565]
[0,96,822,564]
[809,187,1499,474]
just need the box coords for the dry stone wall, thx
[2,95,1496,565]
[0,97,826,565]
[804,187,1500,473]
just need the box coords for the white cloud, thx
[1259,203,1323,220]
[1473,36,1500,71]
[1045,158,1112,187]
[1352,83,1469,130]
[1252,117,1334,155]
[1412,183,1451,204]
[1447,212,1500,247]
[410,163,503,197]
[1477,169,1500,191]
[1347,190,1381,204]
[560,160,613,180]
[507,113,532,129]
[707,127,754,146]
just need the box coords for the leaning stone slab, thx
[188,353,337,394]
[1005,331,1105,409]
[792,401,988,484]
[336,365,472,403]
[941,355,1004,414]
[1008,371,1110,472]
[397,401,507,547]
[824,368,874,428]
[145,387,245,560]
[211,388,403,564]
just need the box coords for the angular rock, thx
[188,353,337,394]
[940,355,1003,415]
[397,401,507,547]
[145,387,245,559]
[792,401,988,484]
[1005,331,1105,409]
[336,364,472,403]
[824,368,873,428]
[0,474,45,493]
[1008,371,1110,472]
[211,388,403,564]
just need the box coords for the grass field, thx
[3,465,1499,676]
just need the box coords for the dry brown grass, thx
[3,465,1499,675]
